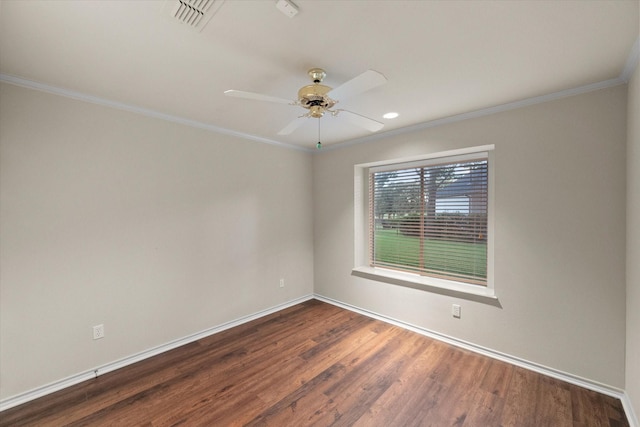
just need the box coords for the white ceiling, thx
[1,0,638,150]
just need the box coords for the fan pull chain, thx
[316,119,322,150]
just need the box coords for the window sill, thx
[351,266,500,306]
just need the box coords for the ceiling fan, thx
[224,68,387,144]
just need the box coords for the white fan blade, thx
[339,110,384,132]
[328,70,387,101]
[224,90,292,105]
[277,117,307,135]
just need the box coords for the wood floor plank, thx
[534,375,572,427]
[604,393,631,425]
[571,385,611,427]
[317,331,429,426]
[247,327,407,426]
[255,328,381,407]
[0,300,630,427]
[244,363,346,426]
[95,318,331,424]
[462,388,506,427]
[479,358,515,398]
[377,376,447,427]
[500,366,541,427]
[351,340,446,427]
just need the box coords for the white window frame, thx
[352,145,497,302]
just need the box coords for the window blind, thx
[369,157,488,285]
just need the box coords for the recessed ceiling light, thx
[383,112,399,119]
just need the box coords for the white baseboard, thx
[0,294,314,412]
[313,294,636,426]
[622,392,639,427]
[2,292,637,427]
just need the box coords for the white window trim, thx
[352,145,497,303]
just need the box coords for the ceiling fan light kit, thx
[224,67,387,147]
[298,68,336,118]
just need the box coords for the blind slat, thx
[370,158,488,286]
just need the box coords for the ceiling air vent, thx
[167,0,225,31]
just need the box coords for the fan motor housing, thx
[298,84,336,117]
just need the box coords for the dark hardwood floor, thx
[0,299,629,426]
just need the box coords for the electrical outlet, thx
[452,304,461,319]
[279,278,285,288]
[93,324,105,340]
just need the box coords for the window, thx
[370,155,488,285]
[353,146,495,299]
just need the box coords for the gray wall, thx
[0,79,633,407]
[627,58,640,420]
[313,86,628,388]
[0,83,315,399]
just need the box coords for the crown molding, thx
[321,76,626,152]
[0,74,313,154]
[320,36,640,152]
[621,37,640,83]
[3,35,638,155]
